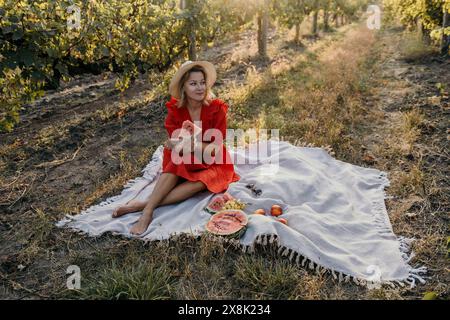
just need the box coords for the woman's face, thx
[183,71,206,102]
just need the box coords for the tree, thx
[257,0,271,58]
[275,0,308,44]
[441,4,450,55]
[383,0,447,46]
[323,0,333,31]
[309,0,321,35]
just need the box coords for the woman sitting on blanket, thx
[112,61,240,235]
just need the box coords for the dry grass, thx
[358,28,449,299]
[81,148,154,209]
[220,25,375,164]
[399,33,436,62]
[233,255,301,299]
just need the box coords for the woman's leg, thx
[113,179,207,217]
[112,175,185,218]
[129,172,180,235]
[158,180,207,206]
[130,179,207,235]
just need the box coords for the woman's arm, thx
[178,138,214,156]
[173,101,228,158]
[194,141,216,156]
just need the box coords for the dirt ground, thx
[357,26,449,298]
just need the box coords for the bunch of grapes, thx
[222,199,246,210]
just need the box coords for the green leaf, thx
[18,49,33,67]
[9,15,19,23]
[45,47,58,58]
[422,292,438,300]
[55,62,68,76]
[101,46,110,57]
[31,70,46,81]
[12,30,24,41]
[2,25,13,34]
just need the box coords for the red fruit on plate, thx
[205,210,248,239]
[253,208,266,215]
[277,218,288,225]
[204,195,227,214]
[270,205,283,217]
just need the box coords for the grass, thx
[373,108,425,159]
[233,255,302,299]
[78,260,175,300]
[398,33,437,62]
[219,25,376,164]
[15,207,55,265]
[80,147,155,212]
[373,108,426,198]
[60,234,348,300]
[391,164,425,198]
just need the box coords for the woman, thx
[112,61,240,235]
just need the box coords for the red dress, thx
[162,97,240,193]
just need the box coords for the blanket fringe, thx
[367,170,427,289]
[398,235,428,288]
[231,231,427,290]
[291,138,336,157]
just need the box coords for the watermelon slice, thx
[204,193,235,214]
[182,120,196,135]
[172,120,201,151]
[205,210,248,239]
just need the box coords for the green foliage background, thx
[0,0,372,132]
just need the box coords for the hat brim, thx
[169,61,217,99]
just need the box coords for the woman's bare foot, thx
[112,200,146,218]
[130,212,153,235]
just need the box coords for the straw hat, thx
[169,60,217,99]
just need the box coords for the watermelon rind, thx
[205,209,248,239]
[204,194,234,214]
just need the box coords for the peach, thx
[270,205,283,217]
[253,208,266,215]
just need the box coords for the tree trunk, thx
[312,11,318,35]
[334,13,339,28]
[294,23,301,43]
[257,5,268,58]
[188,32,197,60]
[441,10,449,56]
[417,18,431,45]
[201,40,209,52]
[185,0,197,60]
[324,10,329,31]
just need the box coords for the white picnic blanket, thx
[57,139,426,288]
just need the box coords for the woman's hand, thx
[178,134,196,154]
[164,136,192,156]
[165,125,200,154]
[182,120,196,135]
